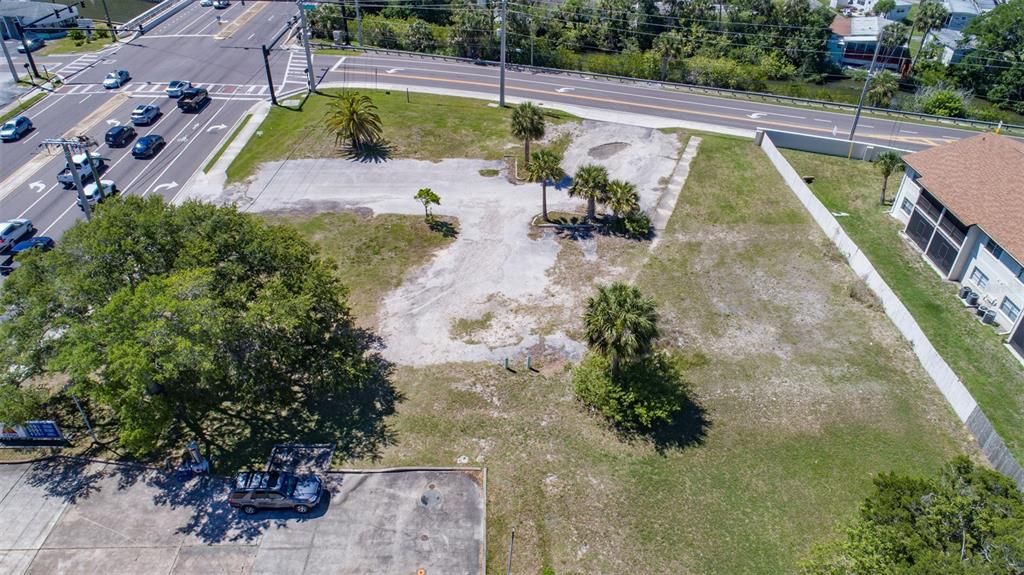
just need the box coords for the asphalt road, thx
[0,0,1002,253]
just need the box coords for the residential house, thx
[924,28,976,65]
[889,134,1024,361]
[941,0,997,30]
[829,0,911,19]
[828,15,910,73]
[0,1,78,40]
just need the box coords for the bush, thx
[760,51,797,81]
[68,29,85,44]
[681,56,767,92]
[967,104,1007,123]
[920,89,968,118]
[622,211,652,239]
[572,351,686,432]
[363,15,399,49]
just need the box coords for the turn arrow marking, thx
[153,182,179,193]
[206,124,228,133]
[29,181,46,193]
[747,112,767,119]
[386,68,404,74]
[106,119,120,126]
[555,87,574,93]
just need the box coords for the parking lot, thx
[0,458,484,574]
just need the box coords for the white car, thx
[0,220,34,252]
[78,180,118,210]
[103,70,130,89]
[200,0,213,5]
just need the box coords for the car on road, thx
[130,104,161,126]
[57,152,105,188]
[177,87,209,113]
[78,180,118,210]
[227,471,323,515]
[132,134,165,158]
[0,116,33,141]
[165,80,192,98]
[104,125,136,147]
[0,220,34,252]
[10,237,54,256]
[103,70,130,89]
[213,0,229,8]
[17,37,44,54]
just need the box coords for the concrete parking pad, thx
[0,460,484,574]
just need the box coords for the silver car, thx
[0,220,34,252]
[103,70,130,89]
[227,471,323,515]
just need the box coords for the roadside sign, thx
[1,420,67,447]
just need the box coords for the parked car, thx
[165,80,192,98]
[213,0,229,8]
[17,37,44,54]
[132,135,165,158]
[104,125,136,147]
[0,116,33,141]
[78,180,118,210]
[0,220,34,252]
[200,0,213,6]
[130,104,161,126]
[10,237,54,256]
[103,70,130,89]
[177,87,209,113]
[57,152,105,188]
[228,471,322,515]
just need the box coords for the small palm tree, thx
[867,70,899,108]
[510,102,545,164]
[526,149,565,222]
[606,179,639,219]
[875,151,904,205]
[653,31,683,81]
[569,164,609,222]
[324,91,383,149]
[583,282,659,375]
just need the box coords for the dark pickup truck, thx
[177,87,210,113]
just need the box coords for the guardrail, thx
[319,42,1023,136]
[116,0,187,37]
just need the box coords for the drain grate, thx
[420,487,442,509]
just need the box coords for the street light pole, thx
[848,35,884,143]
[499,0,507,106]
[297,0,316,92]
[43,138,93,221]
[1,36,18,83]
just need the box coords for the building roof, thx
[0,1,77,22]
[943,0,980,15]
[830,15,893,41]
[927,28,977,49]
[975,0,996,10]
[903,134,1024,262]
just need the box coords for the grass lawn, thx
[226,89,578,182]
[783,149,1024,461]
[38,31,115,56]
[335,135,973,574]
[0,93,45,124]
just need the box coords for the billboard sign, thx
[0,420,66,446]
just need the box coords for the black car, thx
[177,87,210,113]
[104,125,136,148]
[17,37,44,54]
[132,135,165,158]
[10,237,54,255]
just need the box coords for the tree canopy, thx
[0,197,394,461]
[324,91,384,148]
[801,457,1024,574]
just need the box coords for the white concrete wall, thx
[760,133,1024,488]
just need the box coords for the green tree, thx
[801,457,1024,574]
[867,70,900,108]
[526,149,565,222]
[405,18,435,52]
[606,179,639,219]
[569,164,609,222]
[874,151,904,205]
[510,102,546,164]
[910,1,950,75]
[572,351,685,431]
[652,30,684,81]
[0,197,392,457]
[958,1,1024,113]
[922,88,968,117]
[324,91,383,149]
[583,282,659,374]
[414,187,441,221]
[872,0,896,15]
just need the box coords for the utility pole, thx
[1,34,18,83]
[14,23,40,78]
[262,45,278,105]
[499,0,507,106]
[848,34,885,144]
[41,137,95,221]
[355,0,363,45]
[99,0,114,36]
[296,0,316,92]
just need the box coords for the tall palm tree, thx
[324,92,383,149]
[510,102,545,163]
[875,151,904,205]
[569,164,609,222]
[653,30,684,81]
[526,149,565,222]
[910,1,949,75]
[606,179,639,219]
[867,70,899,107]
[583,282,659,375]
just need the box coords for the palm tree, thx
[910,1,949,75]
[875,151,904,205]
[569,164,609,222]
[867,70,899,107]
[583,282,659,375]
[653,31,683,81]
[510,102,545,164]
[324,92,383,149]
[526,149,565,222]
[606,179,639,219]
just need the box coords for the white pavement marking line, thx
[206,124,227,132]
[29,181,46,193]
[330,56,347,72]
[247,32,256,40]
[153,182,179,192]
[78,95,91,104]
[385,68,404,74]
[106,119,121,126]
[813,118,832,123]
[555,87,573,93]
[268,14,274,21]
[861,124,875,128]
[901,129,918,134]
[29,94,67,117]
[747,112,766,119]
[41,202,77,236]
[20,182,61,219]
[140,103,232,197]
[176,8,212,35]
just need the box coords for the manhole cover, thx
[420,534,429,541]
[421,488,442,509]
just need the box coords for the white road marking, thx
[555,87,573,93]
[29,181,46,194]
[330,56,347,72]
[206,124,227,132]
[19,182,61,218]
[141,103,231,197]
[40,202,77,236]
[901,129,918,134]
[27,94,67,117]
[152,181,179,192]
[813,118,832,123]
[747,112,766,119]
[78,95,91,104]
[247,32,255,40]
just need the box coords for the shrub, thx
[68,29,85,44]
[622,211,652,239]
[681,56,767,92]
[760,51,797,81]
[572,351,686,432]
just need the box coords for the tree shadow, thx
[345,139,392,163]
[645,393,711,453]
[22,457,111,504]
[428,218,459,238]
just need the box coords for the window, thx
[985,238,1003,259]
[900,198,913,215]
[1000,297,1021,323]
[969,267,989,288]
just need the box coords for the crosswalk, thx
[58,52,104,78]
[281,49,310,89]
[56,82,270,100]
